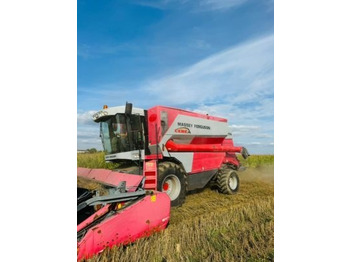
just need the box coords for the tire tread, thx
[216,166,240,195]
[157,161,187,207]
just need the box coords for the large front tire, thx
[157,162,186,207]
[216,167,240,194]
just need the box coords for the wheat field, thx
[78,153,274,262]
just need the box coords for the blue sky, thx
[78,0,274,154]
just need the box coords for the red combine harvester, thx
[77,103,249,260]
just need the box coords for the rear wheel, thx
[216,167,240,194]
[157,162,186,207]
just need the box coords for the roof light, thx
[92,110,108,120]
[103,105,108,109]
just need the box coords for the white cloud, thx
[77,124,102,150]
[249,142,262,145]
[199,0,247,11]
[230,124,260,136]
[188,39,211,50]
[145,34,273,107]
[133,0,189,10]
[229,124,272,141]
[143,34,274,154]
[77,110,103,149]
[78,43,136,59]
[77,130,98,139]
[77,110,97,125]
[133,0,248,11]
[150,34,274,154]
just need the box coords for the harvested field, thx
[78,154,274,262]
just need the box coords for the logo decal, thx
[175,127,191,134]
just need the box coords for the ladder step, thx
[144,183,156,189]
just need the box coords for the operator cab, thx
[93,105,148,161]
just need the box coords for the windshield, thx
[100,113,145,154]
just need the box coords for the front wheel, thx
[157,162,186,207]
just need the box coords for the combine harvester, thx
[77,103,249,260]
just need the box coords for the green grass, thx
[238,155,274,168]
[77,152,119,169]
[78,153,274,262]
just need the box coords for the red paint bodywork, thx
[146,106,244,172]
[165,139,242,153]
[165,140,243,173]
[147,106,227,145]
[138,106,246,185]
[191,152,226,173]
[77,168,170,261]
[77,193,170,261]
[143,160,158,189]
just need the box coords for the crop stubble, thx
[78,154,274,262]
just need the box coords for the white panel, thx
[93,106,145,121]
[167,114,229,137]
[105,150,145,161]
[159,114,228,147]
[168,152,194,173]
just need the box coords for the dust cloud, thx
[239,165,274,184]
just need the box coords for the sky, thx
[77,0,274,154]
